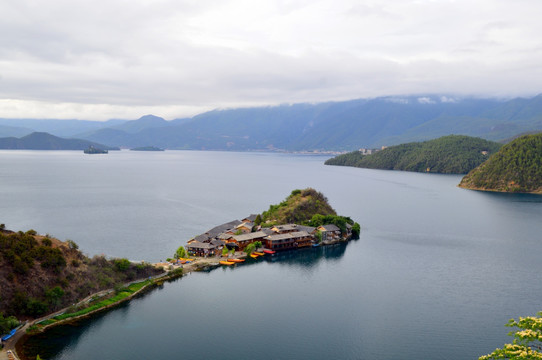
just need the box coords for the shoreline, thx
[5,245,345,359]
[4,255,238,360]
[457,184,542,194]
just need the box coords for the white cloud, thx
[417,97,435,104]
[440,96,456,103]
[0,0,542,120]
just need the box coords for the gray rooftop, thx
[233,231,268,242]
[267,230,311,242]
[243,214,258,222]
[319,224,340,232]
[205,220,242,237]
[272,224,299,232]
[296,225,316,233]
[186,241,216,249]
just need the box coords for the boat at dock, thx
[228,258,245,263]
[263,249,276,254]
[1,328,16,341]
[219,261,235,266]
[253,252,264,256]
[250,254,259,258]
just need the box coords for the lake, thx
[1,150,541,359]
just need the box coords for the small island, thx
[130,146,164,151]
[459,133,542,194]
[325,135,501,174]
[84,146,108,154]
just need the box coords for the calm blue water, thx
[1,150,541,359]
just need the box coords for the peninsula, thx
[325,135,501,174]
[1,189,360,360]
[459,133,542,194]
[181,188,360,258]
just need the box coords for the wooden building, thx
[186,241,219,257]
[230,230,268,250]
[264,230,313,251]
[317,224,341,241]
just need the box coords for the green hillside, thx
[261,188,337,225]
[0,227,161,319]
[325,135,502,174]
[260,188,360,237]
[459,133,542,193]
[0,132,118,150]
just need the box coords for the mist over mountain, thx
[2,95,542,151]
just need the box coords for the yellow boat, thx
[228,258,245,263]
[253,252,264,256]
[219,261,235,266]
[250,254,259,258]
[180,258,194,262]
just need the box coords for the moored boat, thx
[228,258,245,263]
[263,249,275,254]
[219,261,235,266]
[250,254,259,258]
[253,252,264,256]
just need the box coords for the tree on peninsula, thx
[244,243,256,256]
[175,246,187,259]
[480,312,542,360]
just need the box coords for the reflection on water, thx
[19,244,350,359]
[19,302,131,360]
[475,190,542,203]
[265,242,348,266]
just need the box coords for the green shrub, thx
[113,258,131,272]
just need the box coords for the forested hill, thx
[459,133,542,193]
[0,132,118,150]
[0,227,161,320]
[261,188,338,224]
[325,135,502,174]
[259,188,360,237]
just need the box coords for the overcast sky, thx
[1,0,542,120]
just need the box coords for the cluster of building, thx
[185,214,351,257]
[358,146,387,155]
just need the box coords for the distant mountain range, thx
[0,132,118,150]
[2,95,542,151]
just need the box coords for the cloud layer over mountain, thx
[1,0,542,120]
